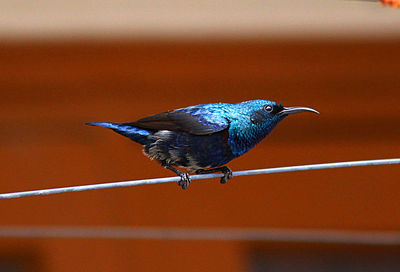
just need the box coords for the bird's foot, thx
[219,166,233,184]
[162,162,191,189]
[196,166,232,184]
[177,171,191,190]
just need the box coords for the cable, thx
[0,226,400,245]
[0,158,398,199]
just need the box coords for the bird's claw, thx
[220,167,233,184]
[196,166,232,185]
[177,172,191,190]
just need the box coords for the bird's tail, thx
[85,122,151,145]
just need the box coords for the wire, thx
[0,226,400,245]
[0,158,399,199]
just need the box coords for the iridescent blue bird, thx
[86,100,318,189]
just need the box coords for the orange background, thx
[0,39,399,271]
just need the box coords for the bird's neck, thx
[227,121,278,157]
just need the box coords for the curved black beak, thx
[279,106,319,116]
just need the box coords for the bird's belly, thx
[144,130,234,172]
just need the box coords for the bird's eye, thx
[264,105,273,113]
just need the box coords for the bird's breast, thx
[227,124,272,157]
[144,130,235,172]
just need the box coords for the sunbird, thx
[86,100,318,189]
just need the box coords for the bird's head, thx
[250,100,319,124]
[248,100,319,127]
[228,100,319,156]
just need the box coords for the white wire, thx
[0,158,398,199]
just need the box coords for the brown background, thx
[0,39,399,271]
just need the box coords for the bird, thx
[86,100,318,189]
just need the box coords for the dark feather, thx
[125,109,229,135]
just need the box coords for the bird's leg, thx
[196,166,233,184]
[162,162,191,190]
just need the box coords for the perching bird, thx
[86,100,318,189]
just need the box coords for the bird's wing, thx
[125,107,229,135]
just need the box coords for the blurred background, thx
[1,0,400,271]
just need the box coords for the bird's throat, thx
[227,121,279,157]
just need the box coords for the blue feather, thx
[86,122,150,145]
